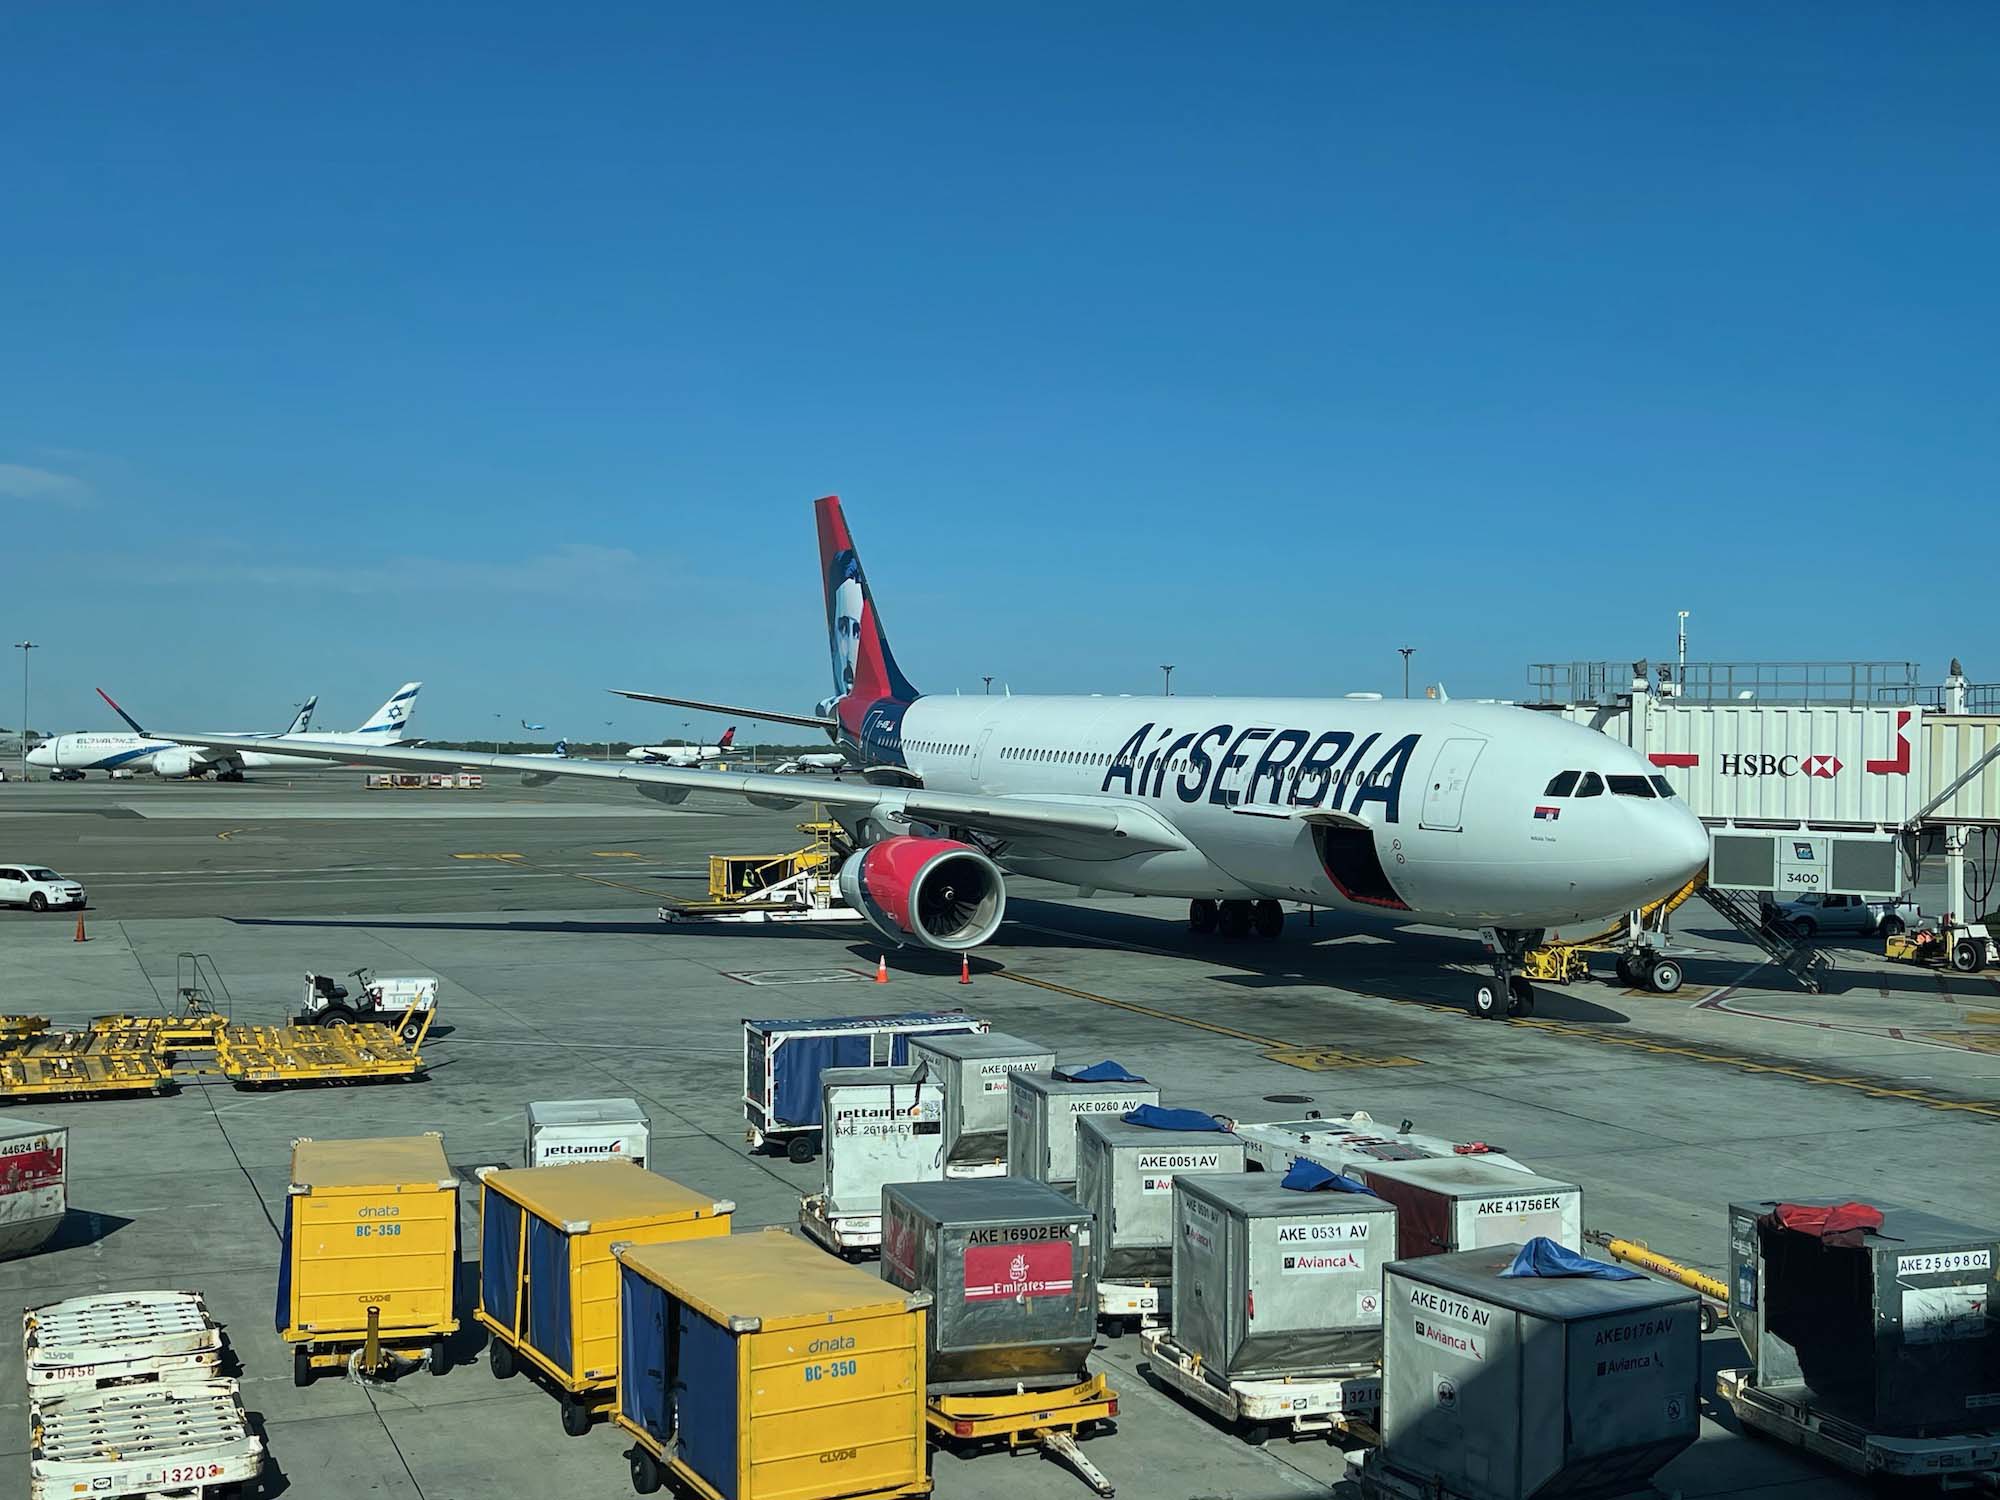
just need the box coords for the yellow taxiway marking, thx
[446,849,685,904]
[997,970,1420,1070]
[591,851,646,859]
[1966,1010,2000,1026]
[452,852,524,860]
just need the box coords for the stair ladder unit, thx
[1695,887,1831,993]
[174,952,235,1021]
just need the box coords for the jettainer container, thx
[525,1098,651,1168]
[476,1162,732,1434]
[1173,1173,1400,1380]
[881,1177,1095,1393]
[613,1229,932,1500]
[0,1118,67,1259]
[905,1031,1055,1177]
[1728,1199,2000,1434]
[801,1065,943,1255]
[1074,1113,1245,1281]
[743,1011,985,1161]
[278,1134,460,1384]
[1007,1069,1159,1190]
[1373,1246,1701,1500]
[1358,1157,1582,1261]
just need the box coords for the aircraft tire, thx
[1252,900,1284,939]
[1507,977,1535,1016]
[1471,984,1502,1020]
[1648,959,1684,994]
[1189,899,1218,934]
[1217,901,1252,940]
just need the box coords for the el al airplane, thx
[627,726,735,767]
[35,683,420,780]
[161,499,1707,1017]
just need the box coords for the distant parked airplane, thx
[626,726,735,767]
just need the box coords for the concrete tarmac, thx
[3,774,1997,1499]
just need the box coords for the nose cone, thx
[1650,804,1711,894]
[25,742,54,768]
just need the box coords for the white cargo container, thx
[907,1030,1057,1178]
[1234,1114,1533,1181]
[24,1290,222,1397]
[798,1064,943,1256]
[524,1098,650,1168]
[1356,1157,1582,1262]
[1074,1114,1244,1327]
[1363,1246,1701,1500]
[0,1118,67,1259]
[1007,1070,1160,1191]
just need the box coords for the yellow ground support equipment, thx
[281,1133,461,1385]
[218,1010,435,1085]
[1583,1230,1728,1333]
[474,1162,733,1436]
[925,1374,1120,1497]
[613,1228,932,1500]
[707,820,844,901]
[1521,875,1708,987]
[0,1020,170,1100]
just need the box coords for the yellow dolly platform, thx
[927,1373,1119,1496]
[219,1010,435,1086]
[0,1022,170,1101]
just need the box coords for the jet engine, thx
[836,836,1006,951]
[150,748,202,780]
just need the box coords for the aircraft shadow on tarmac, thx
[39,1208,134,1255]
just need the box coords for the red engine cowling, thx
[837,836,1006,952]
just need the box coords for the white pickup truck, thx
[1763,891,1919,939]
[300,969,438,1041]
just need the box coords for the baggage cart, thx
[279,1133,460,1385]
[525,1097,651,1168]
[613,1228,932,1500]
[28,1378,263,1500]
[24,1290,222,1398]
[476,1162,732,1434]
[1141,1326,1380,1443]
[926,1373,1120,1497]
[1714,1366,2000,1486]
[0,1117,67,1258]
[905,1030,1056,1178]
[743,1011,984,1163]
[799,1064,944,1259]
[1234,1111,1532,1178]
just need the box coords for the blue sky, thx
[4,3,1995,741]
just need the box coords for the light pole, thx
[604,721,615,762]
[1675,610,1689,684]
[491,712,501,755]
[982,676,993,696]
[1398,647,1415,699]
[13,641,37,780]
[1160,664,1174,697]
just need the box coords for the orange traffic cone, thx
[73,912,88,943]
[959,953,972,985]
[874,954,889,984]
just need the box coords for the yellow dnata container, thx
[280,1133,459,1385]
[475,1162,733,1435]
[614,1229,932,1500]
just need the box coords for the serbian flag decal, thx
[1533,805,1561,822]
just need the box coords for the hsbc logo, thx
[1802,755,1842,779]
[1715,753,1843,779]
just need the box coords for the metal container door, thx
[1419,738,1485,832]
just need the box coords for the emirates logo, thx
[1803,754,1842,779]
[1009,1252,1029,1283]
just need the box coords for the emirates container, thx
[880,1177,1094,1392]
[1007,1068,1159,1190]
[1173,1173,1400,1380]
[906,1031,1056,1176]
[1357,1157,1581,1261]
[1729,1199,2000,1434]
[0,1118,67,1259]
[525,1098,650,1169]
[1074,1113,1244,1281]
[1379,1246,1701,1500]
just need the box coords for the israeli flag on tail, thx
[356,682,421,738]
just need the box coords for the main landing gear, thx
[1473,929,1539,1020]
[1190,899,1286,941]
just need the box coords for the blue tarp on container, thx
[481,1192,523,1334]
[1282,1159,1378,1195]
[526,1216,573,1368]
[1053,1060,1145,1083]
[618,1264,671,1443]
[672,1295,740,1498]
[1123,1105,1225,1132]
[275,1196,294,1334]
[1499,1236,1642,1280]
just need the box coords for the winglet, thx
[97,688,148,737]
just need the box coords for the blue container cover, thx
[1498,1236,1642,1280]
[1053,1060,1145,1083]
[481,1193,523,1334]
[1123,1105,1225,1132]
[671,1295,740,1498]
[618,1265,671,1442]
[772,1033,872,1127]
[1281,1159,1377,1195]
[275,1196,295,1334]
[526,1216,573,1368]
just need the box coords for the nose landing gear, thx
[1475,929,1541,1019]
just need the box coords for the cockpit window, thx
[1607,774,1655,798]
[1574,772,1605,798]
[1648,775,1675,798]
[1543,770,1580,797]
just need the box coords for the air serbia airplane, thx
[34,684,420,780]
[627,726,735,767]
[161,499,1707,1017]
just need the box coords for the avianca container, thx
[1356,1157,1582,1261]
[279,1134,459,1382]
[0,1118,67,1259]
[476,1162,732,1433]
[1006,1068,1160,1190]
[614,1229,931,1500]
[743,1011,985,1157]
[1074,1112,1245,1281]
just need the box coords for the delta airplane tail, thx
[355,683,421,739]
[818,496,918,743]
[717,726,736,750]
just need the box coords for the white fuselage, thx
[30,729,392,778]
[628,745,726,767]
[847,694,1708,931]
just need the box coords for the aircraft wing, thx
[156,734,1191,856]
[609,689,836,732]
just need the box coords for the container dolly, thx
[796,1191,882,1260]
[1094,1279,1166,1336]
[1582,1230,1728,1334]
[29,1377,265,1499]
[1139,1327,1380,1445]
[926,1373,1119,1496]
[1714,1367,2000,1491]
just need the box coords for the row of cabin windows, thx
[911,739,969,756]
[1543,770,1676,800]
[994,745,1386,789]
